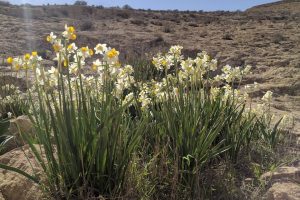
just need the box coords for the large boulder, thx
[0,145,47,200]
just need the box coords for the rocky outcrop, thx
[0,145,46,200]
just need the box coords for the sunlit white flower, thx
[7,112,12,118]
[69,63,79,74]
[94,43,108,55]
[67,43,78,53]
[262,91,273,103]
[62,24,76,40]
[46,32,57,43]
[104,48,119,64]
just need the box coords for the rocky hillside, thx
[0,1,299,129]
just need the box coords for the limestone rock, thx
[266,182,300,200]
[0,145,46,200]
[2,116,34,153]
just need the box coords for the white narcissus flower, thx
[35,68,45,86]
[67,43,78,53]
[94,44,108,55]
[92,59,103,71]
[243,65,252,75]
[168,45,183,57]
[181,58,194,74]
[210,59,218,71]
[210,87,221,100]
[222,65,232,74]
[122,92,134,106]
[80,46,93,59]
[69,63,79,75]
[52,40,63,53]
[104,48,119,64]
[7,112,12,118]
[46,32,57,43]
[262,91,273,103]
[152,55,163,71]
[48,66,58,76]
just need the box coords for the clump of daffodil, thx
[2,25,292,200]
[62,24,77,40]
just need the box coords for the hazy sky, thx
[8,0,279,11]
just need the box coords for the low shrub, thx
[80,20,94,31]
[130,19,146,26]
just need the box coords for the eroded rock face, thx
[0,145,46,200]
[266,182,300,200]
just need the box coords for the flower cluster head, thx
[220,64,252,83]
[262,91,273,104]
[6,51,42,71]
[0,84,26,114]
[62,25,76,40]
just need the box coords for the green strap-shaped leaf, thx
[0,163,40,184]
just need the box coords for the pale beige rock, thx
[0,145,46,200]
[3,115,35,153]
[266,182,300,200]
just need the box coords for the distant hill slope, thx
[247,0,300,13]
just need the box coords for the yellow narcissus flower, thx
[63,60,68,67]
[31,51,38,57]
[107,48,119,59]
[24,53,31,60]
[81,46,87,52]
[89,49,94,56]
[63,24,76,40]
[70,34,76,40]
[67,26,75,33]
[80,46,93,58]
[7,57,13,64]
